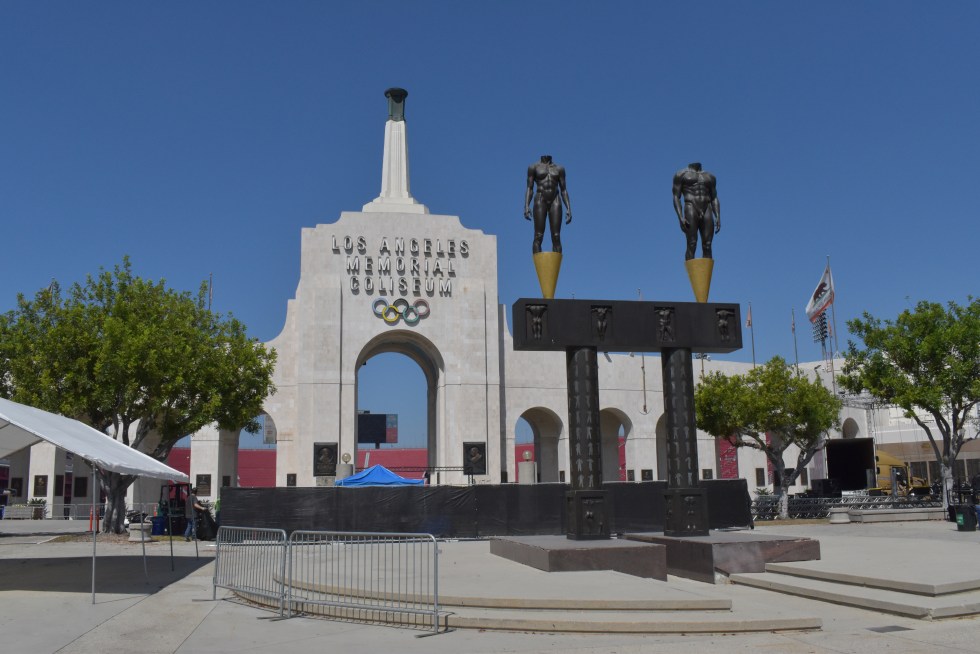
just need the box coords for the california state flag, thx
[805,265,835,322]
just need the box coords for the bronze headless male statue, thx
[525,155,573,254]
[672,162,720,260]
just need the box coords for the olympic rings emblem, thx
[372,298,430,326]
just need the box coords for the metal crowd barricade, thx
[287,531,440,633]
[60,503,102,521]
[1,502,117,521]
[752,495,942,520]
[213,526,288,614]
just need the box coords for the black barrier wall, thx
[220,479,752,537]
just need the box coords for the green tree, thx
[0,259,277,532]
[841,299,980,507]
[695,356,842,519]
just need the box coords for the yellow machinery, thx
[871,450,930,497]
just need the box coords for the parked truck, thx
[818,437,930,498]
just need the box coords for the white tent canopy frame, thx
[0,397,189,603]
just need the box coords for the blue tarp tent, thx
[334,464,425,487]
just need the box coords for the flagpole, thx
[792,308,800,373]
[830,302,840,358]
[748,301,756,368]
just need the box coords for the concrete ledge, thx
[284,576,730,611]
[764,562,980,596]
[444,611,822,634]
[847,508,946,523]
[731,572,932,619]
[490,535,667,580]
[730,571,980,620]
[279,597,821,633]
[626,531,820,584]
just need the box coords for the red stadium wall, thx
[167,448,277,488]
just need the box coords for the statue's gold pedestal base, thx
[685,258,714,303]
[533,252,562,299]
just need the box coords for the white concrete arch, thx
[599,407,632,482]
[842,417,861,439]
[518,407,565,483]
[356,329,445,469]
[218,411,280,490]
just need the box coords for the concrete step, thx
[441,605,821,634]
[280,597,822,634]
[729,570,980,619]
[261,578,822,633]
[436,594,729,612]
[764,561,980,596]
[285,576,732,612]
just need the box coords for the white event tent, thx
[0,396,189,603]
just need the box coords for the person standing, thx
[183,486,204,541]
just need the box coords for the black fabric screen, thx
[221,478,751,537]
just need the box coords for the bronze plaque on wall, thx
[33,475,48,497]
[314,443,338,477]
[196,474,212,497]
[463,442,487,476]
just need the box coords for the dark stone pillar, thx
[661,347,709,536]
[565,346,609,540]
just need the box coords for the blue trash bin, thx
[151,516,166,535]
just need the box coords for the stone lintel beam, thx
[512,298,742,354]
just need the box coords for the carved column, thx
[565,346,608,539]
[661,347,709,536]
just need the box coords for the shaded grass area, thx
[48,532,215,544]
[0,554,212,593]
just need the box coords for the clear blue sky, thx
[3,2,978,448]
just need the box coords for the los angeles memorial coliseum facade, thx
[6,91,976,515]
[182,93,840,495]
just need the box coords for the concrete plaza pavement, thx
[2,518,979,653]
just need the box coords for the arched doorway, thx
[518,407,564,482]
[355,330,443,478]
[599,408,631,482]
[215,412,278,491]
[355,352,428,478]
[842,417,861,439]
[235,414,277,488]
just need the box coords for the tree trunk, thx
[101,471,135,534]
[772,459,789,519]
[941,463,954,510]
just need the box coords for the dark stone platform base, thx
[490,535,667,580]
[663,487,709,537]
[625,531,820,584]
[566,490,610,540]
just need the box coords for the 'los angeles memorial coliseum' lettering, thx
[332,235,469,297]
